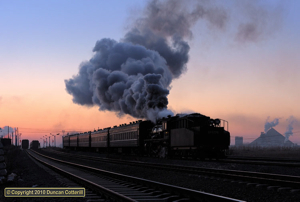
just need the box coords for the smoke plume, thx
[65,0,230,122]
[264,116,279,132]
[65,0,283,122]
[284,116,298,142]
[234,1,282,43]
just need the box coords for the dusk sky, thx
[1,0,299,147]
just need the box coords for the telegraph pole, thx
[45,135,47,147]
[19,133,21,146]
[16,128,18,146]
[12,131,14,146]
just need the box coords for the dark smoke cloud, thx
[65,39,173,122]
[264,116,279,132]
[65,0,283,122]
[65,0,229,122]
[284,116,298,142]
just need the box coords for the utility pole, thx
[15,128,17,146]
[14,128,17,146]
[56,133,60,147]
[50,133,52,147]
[16,128,21,146]
[19,133,21,146]
[45,135,47,147]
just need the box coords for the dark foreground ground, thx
[0,146,85,202]
[2,146,300,202]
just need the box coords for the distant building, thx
[235,136,243,147]
[1,138,11,147]
[249,128,294,147]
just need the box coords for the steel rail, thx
[26,150,136,202]
[43,149,300,189]
[29,149,244,202]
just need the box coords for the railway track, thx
[41,149,300,191]
[27,149,244,202]
[228,156,300,163]
[221,156,300,167]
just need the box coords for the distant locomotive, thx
[30,140,40,149]
[22,139,29,149]
[63,113,230,159]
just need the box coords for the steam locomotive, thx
[63,113,230,159]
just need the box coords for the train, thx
[63,113,230,159]
[30,140,40,149]
[22,139,29,149]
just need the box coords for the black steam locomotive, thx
[63,113,230,159]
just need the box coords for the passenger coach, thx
[109,121,153,154]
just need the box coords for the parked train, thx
[22,139,29,149]
[63,113,230,159]
[30,140,40,149]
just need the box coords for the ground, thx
[0,146,85,202]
